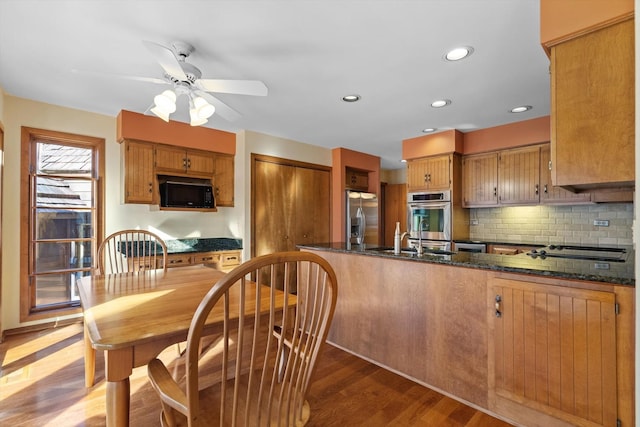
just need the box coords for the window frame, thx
[20,127,105,322]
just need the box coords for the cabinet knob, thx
[535,184,539,195]
[544,184,548,194]
[148,183,152,193]
[495,295,502,318]
[493,187,497,197]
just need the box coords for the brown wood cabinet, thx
[383,183,407,246]
[155,145,215,176]
[497,145,541,205]
[213,153,234,207]
[407,154,451,191]
[463,144,604,208]
[252,155,330,257]
[550,18,634,190]
[539,145,592,205]
[345,168,369,191]
[122,140,155,204]
[161,250,240,272]
[489,276,618,427]
[304,247,635,427]
[462,152,498,207]
[119,139,235,209]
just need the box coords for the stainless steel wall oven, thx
[407,190,452,250]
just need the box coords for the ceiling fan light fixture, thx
[153,90,177,113]
[193,96,215,119]
[150,106,171,122]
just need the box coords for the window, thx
[20,127,104,321]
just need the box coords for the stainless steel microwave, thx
[159,181,214,208]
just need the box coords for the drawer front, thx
[221,252,241,267]
[166,254,192,268]
[193,252,221,265]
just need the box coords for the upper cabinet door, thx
[551,18,634,190]
[407,155,451,191]
[213,153,234,207]
[497,145,541,205]
[155,145,188,174]
[186,150,214,175]
[462,152,498,208]
[123,140,155,204]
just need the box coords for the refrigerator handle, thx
[361,208,366,241]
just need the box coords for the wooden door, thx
[498,146,541,205]
[383,183,407,246]
[254,160,296,257]
[294,167,330,246]
[551,19,634,189]
[123,140,155,204]
[539,145,591,205]
[186,150,214,175]
[489,277,617,427]
[462,153,498,207]
[155,145,187,173]
[213,153,234,207]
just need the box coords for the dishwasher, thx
[454,242,487,253]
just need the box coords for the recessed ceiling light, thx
[445,46,474,61]
[431,99,451,108]
[422,128,437,133]
[342,94,361,102]
[510,105,532,113]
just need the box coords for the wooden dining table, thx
[77,264,289,427]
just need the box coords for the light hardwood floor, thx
[0,323,513,426]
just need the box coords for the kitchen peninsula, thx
[299,243,635,427]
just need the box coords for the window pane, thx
[34,241,93,272]
[36,176,92,208]
[35,209,93,239]
[37,143,92,175]
[34,271,91,306]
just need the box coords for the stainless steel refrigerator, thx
[346,190,379,245]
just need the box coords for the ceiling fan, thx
[79,40,268,125]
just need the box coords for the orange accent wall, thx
[331,148,381,242]
[463,116,551,155]
[540,0,633,48]
[402,129,464,160]
[116,110,236,154]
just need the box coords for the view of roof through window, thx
[36,143,93,208]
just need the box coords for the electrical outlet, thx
[593,220,610,227]
[470,219,479,226]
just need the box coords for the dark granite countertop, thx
[164,237,242,254]
[298,242,635,286]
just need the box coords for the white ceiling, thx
[0,0,550,169]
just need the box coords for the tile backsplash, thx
[469,203,634,246]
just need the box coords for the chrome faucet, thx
[416,217,426,255]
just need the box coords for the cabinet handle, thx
[493,187,497,196]
[424,174,428,183]
[495,295,502,318]
[183,158,187,168]
[215,187,220,196]
[148,182,153,193]
[535,184,539,195]
[200,256,214,261]
[187,158,191,168]
[544,184,548,194]
[169,259,184,264]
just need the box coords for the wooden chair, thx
[97,229,168,274]
[84,229,169,388]
[147,251,338,427]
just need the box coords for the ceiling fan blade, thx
[196,79,268,96]
[194,90,241,122]
[142,40,188,81]
[71,69,167,85]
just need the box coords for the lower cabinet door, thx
[489,277,617,427]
